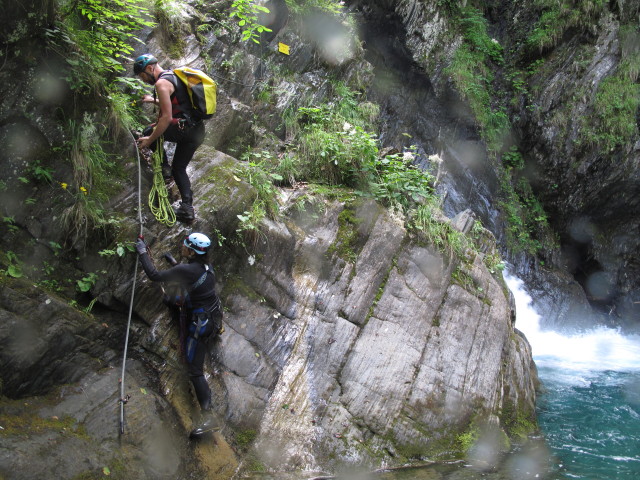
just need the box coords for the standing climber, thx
[135,232,223,437]
[133,54,205,223]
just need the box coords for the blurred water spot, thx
[623,377,640,407]
[568,217,596,243]
[585,271,613,300]
[35,71,67,105]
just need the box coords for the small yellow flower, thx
[60,182,68,190]
[80,186,88,195]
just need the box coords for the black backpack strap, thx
[158,70,196,124]
[187,264,210,293]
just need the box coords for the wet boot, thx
[189,410,221,438]
[174,200,195,223]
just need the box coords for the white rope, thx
[120,132,144,435]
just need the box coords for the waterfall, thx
[504,271,640,479]
[505,272,640,376]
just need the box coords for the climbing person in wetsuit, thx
[135,232,223,437]
[133,54,205,223]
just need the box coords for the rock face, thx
[95,149,537,473]
[0,0,539,477]
[352,0,640,328]
[0,153,538,477]
[0,278,239,480]
[517,9,640,325]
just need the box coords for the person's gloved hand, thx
[135,238,147,255]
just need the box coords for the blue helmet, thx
[133,54,158,75]
[184,233,211,254]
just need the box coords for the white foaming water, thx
[504,272,640,378]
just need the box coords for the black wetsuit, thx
[138,253,222,411]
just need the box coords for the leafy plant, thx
[581,51,640,150]
[237,150,283,217]
[76,272,98,293]
[28,162,54,183]
[0,251,23,278]
[49,242,63,255]
[285,0,344,15]
[229,0,272,43]
[284,89,380,187]
[98,242,134,257]
[364,148,435,211]
[496,168,556,255]
[3,217,19,235]
[443,6,509,152]
[526,0,607,52]
[58,114,121,246]
[237,204,267,238]
[410,200,468,259]
[501,147,524,170]
[47,0,155,92]
[212,228,226,247]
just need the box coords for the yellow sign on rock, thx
[278,42,290,55]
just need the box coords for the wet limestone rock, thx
[0,278,238,479]
[96,142,537,473]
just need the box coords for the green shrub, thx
[229,0,272,43]
[444,7,509,152]
[526,0,607,52]
[411,200,467,258]
[48,0,155,92]
[581,55,640,150]
[364,149,435,211]
[284,84,380,187]
[285,0,344,15]
[501,147,524,170]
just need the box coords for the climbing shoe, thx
[189,414,221,438]
[174,202,195,223]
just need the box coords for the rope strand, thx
[148,140,176,227]
[120,132,144,435]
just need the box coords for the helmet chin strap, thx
[148,67,158,85]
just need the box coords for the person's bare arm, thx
[137,78,175,148]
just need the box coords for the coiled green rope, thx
[148,140,176,227]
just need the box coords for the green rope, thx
[148,139,176,227]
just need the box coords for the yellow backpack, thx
[172,67,217,120]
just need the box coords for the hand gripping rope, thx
[148,140,176,227]
[119,132,145,435]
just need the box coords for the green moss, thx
[526,0,607,52]
[580,45,640,151]
[497,167,558,256]
[307,184,356,203]
[235,429,258,448]
[327,204,362,263]
[451,266,475,292]
[221,275,264,302]
[154,0,189,58]
[394,441,428,461]
[501,398,537,440]
[365,257,397,322]
[390,426,464,461]
[443,6,509,152]
[0,409,86,438]
[70,458,128,480]
[455,427,479,453]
